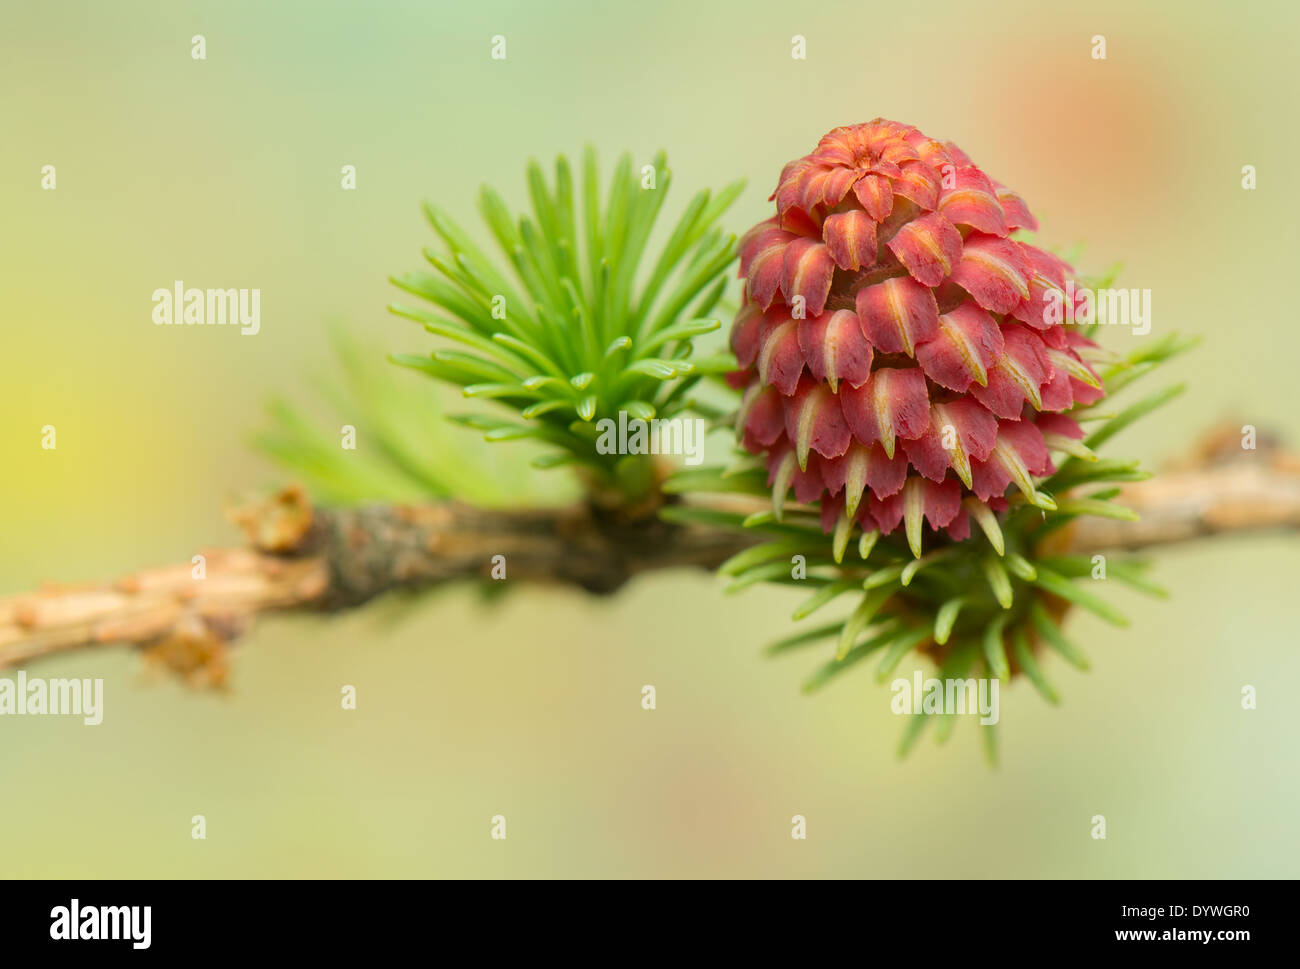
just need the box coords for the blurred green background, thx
[2,0,1297,878]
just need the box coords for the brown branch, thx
[1067,429,1300,552]
[2,424,1296,681]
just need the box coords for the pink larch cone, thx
[729,120,1106,556]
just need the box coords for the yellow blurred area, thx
[1,0,1297,877]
